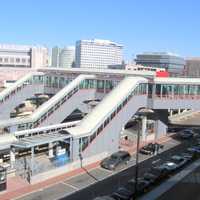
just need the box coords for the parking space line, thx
[61,182,79,191]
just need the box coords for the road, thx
[59,137,193,200]
[18,135,195,200]
[158,164,200,200]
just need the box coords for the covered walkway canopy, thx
[11,132,71,149]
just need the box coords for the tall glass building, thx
[51,46,75,68]
[135,52,185,76]
[59,46,75,68]
[75,39,123,69]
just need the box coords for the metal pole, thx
[134,118,140,198]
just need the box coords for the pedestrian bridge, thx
[2,73,200,179]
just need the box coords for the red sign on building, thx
[156,71,170,77]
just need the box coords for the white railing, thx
[0,74,96,131]
[0,72,44,102]
[14,120,80,138]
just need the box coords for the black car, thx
[147,167,168,181]
[127,178,151,195]
[180,152,195,161]
[100,151,131,170]
[139,143,164,155]
[143,172,158,184]
[111,186,135,200]
[179,129,194,139]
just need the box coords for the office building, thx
[75,39,123,69]
[51,46,60,67]
[0,44,49,69]
[51,46,75,68]
[185,57,200,77]
[135,52,185,76]
[59,46,75,68]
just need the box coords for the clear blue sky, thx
[0,0,199,60]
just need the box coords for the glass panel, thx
[59,77,65,88]
[156,84,161,96]
[97,80,104,89]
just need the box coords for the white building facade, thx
[0,44,49,69]
[75,39,123,69]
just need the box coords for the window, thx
[22,58,26,63]
[111,111,116,119]
[4,58,8,63]
[16,58,20,63]
[156,84,161,96]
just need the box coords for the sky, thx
[0,0,200,60]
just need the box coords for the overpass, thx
[0,75,97,132]
[0,72,45,119]
[1,70,200,178]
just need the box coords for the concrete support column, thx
[72,138,80,161]
[153,109,168,141]
[103,80,106,94]
[48,143,54,158]
[170,110,173,117]
[154,120,167,140]
[69,137,73,161]
[31,147,34,174]
[10,147,15,169]
[178,108,181,114]
[141,116,147,141]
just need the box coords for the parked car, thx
[139,143,164,155]
[127,178,151,195]
[94,196,116,200]
[162,161,178,171]
[179,129,194,139]
[170,155,187,168]
[145,167,168,182]
[143,172,158,184]
[187,145,200,154]
[192,128,200,135]
[180,152,194,161]
[152,159,178,174]
[111,186,135,200]
[100,151,131,170]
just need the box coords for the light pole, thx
[134,116,141,199]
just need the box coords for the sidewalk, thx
[0,161,100,200]
[0,133,174,200]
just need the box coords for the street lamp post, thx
[134,117,141,199]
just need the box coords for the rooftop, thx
[78,39,123,47]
